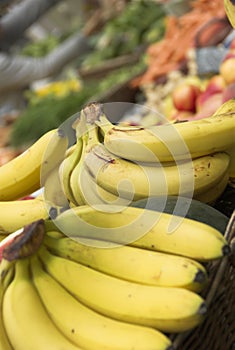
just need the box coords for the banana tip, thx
[194,269,206,284]
[198,302,207,315]
[222,244,231,256]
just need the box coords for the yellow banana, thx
[53,205,229,261]
[59,138,83,205]
[0,197,48,234]
[0,129,61,201]
[31,254,173,350]
[0,264,14,350]
[96,101,235,162]
[44,233,207,292]
[2,258,80,350]
[224,0,235,28]
[39,246,207,333]
[84,145,230,200]
[39,246,206,332]
[194,171,229,205]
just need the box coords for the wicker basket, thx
[171,210,235,350]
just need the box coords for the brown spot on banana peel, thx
[2,220,45,261]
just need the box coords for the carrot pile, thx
[132,0,226,87]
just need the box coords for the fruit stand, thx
[0,0,234,349]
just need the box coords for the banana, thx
[43,165,69,209]
[2,258,80,350]
[194,171,229,205]
[0,129,57,201]
[0,196,48,234]
[224,0,235,28]
[53,205,229,261]
[44,233,207,292]
[39,246,207,333]
[31,254,173,350]
[59,138,83,205]
[96,101,235,162]
[69,108,102,206]
[84,144,230,200]
[0,263,14,350]
[41,128,69,210]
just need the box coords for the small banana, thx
[59,138,83,205]
[0,196,48,234]
[39,246,207,333]
[53,205,229,261]
[2,258,80,350]
[0,129,57,201]
[96,101,235,162]
[224,0,235,28]
[31,253,173,350]
[84,144,230,201]
[44,233,208,292]
[69,113,100,206]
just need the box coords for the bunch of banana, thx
[57,101,233,207]
[0,208,230,350]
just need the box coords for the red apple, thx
[172,83,201,112]
[220,57,235,85]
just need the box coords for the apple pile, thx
[169,39,235,121]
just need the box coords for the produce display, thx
[0,0,234,349]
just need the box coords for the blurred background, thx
[0,0,233,172]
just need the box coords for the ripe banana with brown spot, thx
[84,144,230,201]
[53,205,230,261]
[43,233,208,292]
[96,101,235,162]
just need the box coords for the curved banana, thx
[194,171,229,205]
[59,138,83,205]
[53,205,229,261]
[2,258,80,350]
[226,145,235,179]
[84,144,230,200]
[39,247,207,333]
[31,254,173,350]
[0,265,14,350]
[44,234,207,292]
[69,116,98,206]
[0,129,57,201]
[224,0,235,28]
[0,197,48,234]
[96,101,235,162]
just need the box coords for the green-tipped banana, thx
[2,258,80,350]
[0,196,48,234]
[31,254,173,350]
[0,129,57,201]
[39,247,207,333]
[224,0,235,28]
[53,205,229,261]
[44,233,207,292]
[84,144,230,201]
[96,101,235,162]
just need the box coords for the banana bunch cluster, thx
[58,101,235,209]
[0,99,234,236]
[0,209,230,350]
